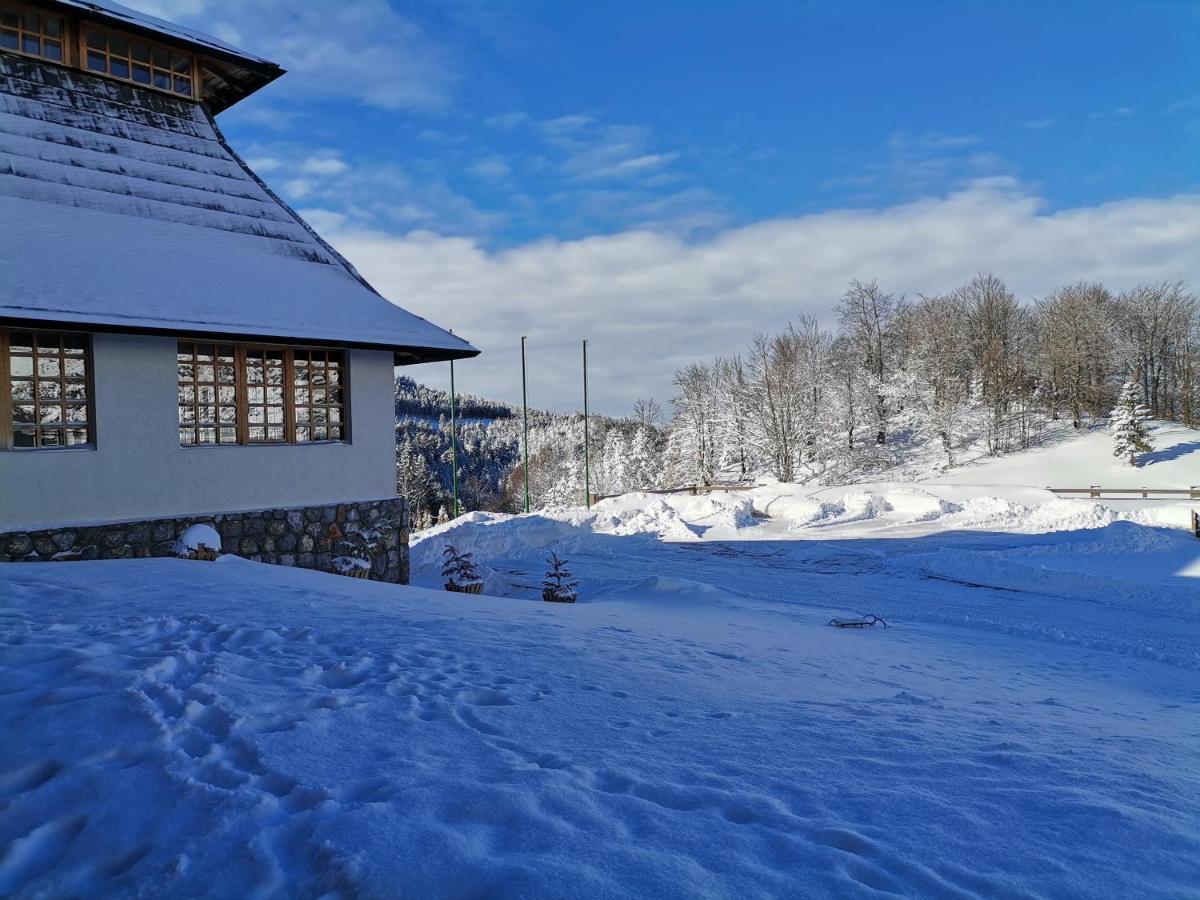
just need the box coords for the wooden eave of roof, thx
[38,0,284,112]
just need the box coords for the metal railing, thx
[1047,486,1200,499]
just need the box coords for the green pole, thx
[521,336,531,513]
[449,358,459,518]
[583,338,591,509]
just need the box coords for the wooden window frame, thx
[0,2,68,66]
[77,21,199,100]
[0,327,97,451]
[178,341,350,448]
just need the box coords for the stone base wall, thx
[0,497,409,584]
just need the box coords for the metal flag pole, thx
[449,357,459,518]
[583,338,591,509]
[521,336,531,514]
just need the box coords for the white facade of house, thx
[0,336,399,531]
[0,1,476,552]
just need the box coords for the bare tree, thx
[837,279,899,445]
[1035,281,1115,428]
[631,397,662,429]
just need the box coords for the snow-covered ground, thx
[2,424,1199,897]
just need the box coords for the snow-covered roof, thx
[0,54,477,363]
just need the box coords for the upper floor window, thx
[1,329,93,450]
[83,25,194,98]
[178,342,347,447]
[0,6,65,62]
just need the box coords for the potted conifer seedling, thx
[542,552,579,603]
[442,545,484,594]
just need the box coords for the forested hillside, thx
[396,275,1198,522]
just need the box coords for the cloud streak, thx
[309,179,1200,414]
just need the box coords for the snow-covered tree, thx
[1110,379,1153,466]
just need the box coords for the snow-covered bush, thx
[173,524,221,560]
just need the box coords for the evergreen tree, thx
[1110,379,1153,466]
[542,552,579,602]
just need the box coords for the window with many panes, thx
[177,342,347,446]
[1,329,93,449]
[0,5,65,62]
[83,25,194,97]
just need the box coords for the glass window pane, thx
[10,333,33,353]
[296,426,310,442]
[248,406,264,424]
[64,358,86,378]
[87,51,107,72]
[11,357,33,377]
[132,64,150,84]
[66,428,89,446]
[11,381,34,401]
[37,381,61,401]
[196,364,214,383]
[218,385,235,404]
[248,387,264,404]
[153,71,169,89]
[247,366,263,384]
[217,364,235,384]
[0,12,17,28]
[61,334,85,354]
[65,405,87,424]
[21,11,38,29]
[197,386,215,405]
[174,76,191,95]
[86,30,105,49]
[45,17,62,38]
[39,406,62,424]
[249,426,265,441]
[218,406,236,424]
[21,34,39,55]
[131,41,150,62]
[180,427,196,446]
[40,428,63,446]
[14,404,36,424]
[267,407,284,424]
[295,406,309,422]
[44,41,61,61]
[198,427,216,444]
[111,58,129,78]
[313,426,327,441]
[65,382,87,401]
[38,357,60,377]
[295,388,309,406]
[179,406,195,424]
[267,426,284,441]
[328,426,343,440]
[0,31,17,51]
[109,35,128,56]
[36,334,59,353]
[266,386,283,404]
[152,46,168,67]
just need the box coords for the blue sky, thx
[141,0,1200,411]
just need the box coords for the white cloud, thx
[467,157,513,182]
[127,0,456,112]
[1022,118,1056,129]
[300,156,350,176]
[313,180,1200,414]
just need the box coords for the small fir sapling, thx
[542,552,579,603]
[332,525,386,578]
[442,544,483,592]
[1109,379,1153,467]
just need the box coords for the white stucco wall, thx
[0,334,399,531]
